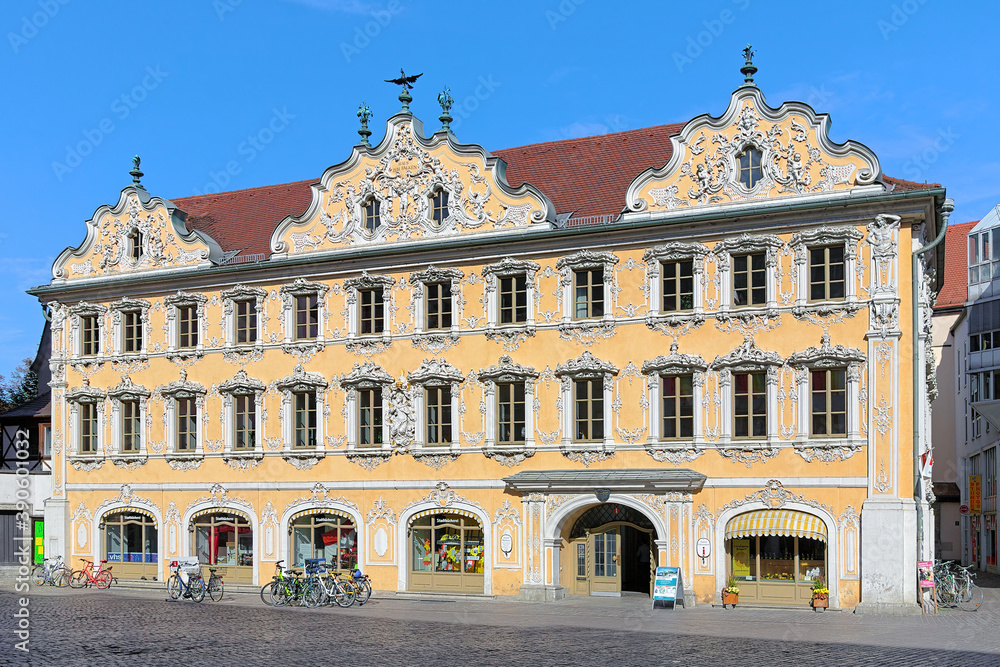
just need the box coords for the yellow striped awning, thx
[290,508,353,522]
[100,507,157,524]
[725,510,827,543]
[189,507,253,523]
[409,508,481,525]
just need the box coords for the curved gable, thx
[271,114,556,256]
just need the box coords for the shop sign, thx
[696,538,711,559]
[732,539,751,577]
[122,515,145,522]
[970,475,982,514]
[652,566,684,610]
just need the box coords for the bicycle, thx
[262,560,311,607]
[952,563,983,612]
[31,556,71,588]
[166,559,206,603]
[350,568,372,606]
[206,567,225,602]
[933,560,983,611]
[69,559,113,589]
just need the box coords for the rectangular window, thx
[81,315,100,356]
[80,403,98,454]
[295,294,320,340]
[809,246,846,301]
[177,305,199,348]
[235,300,257,344]
[293,392,317,448]
[662,260,695,312]
[425,283,453,330]
[574,268,604,319]
[234,395,256,450]
[358,387,383,447]
[986,447,997,498]
[359,289,385,335]
[810,368,847,437]
[499,275,528,324]
[661,375,694,440]
[121,400,141,453]
[574,379,604,442]
[497,383,526,445]
[123,311,143,353]
[734,372,766,439]
[733,253,766,306]
[176,398,197,451]
[42,425,51,458]
[426,386,452,445]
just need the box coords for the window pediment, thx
[343,271,395,293]
[69,301,107,318]
[643,242,710,266]
[109,297,150,313]
[787,334,865,369]
[275,364,328,392]
[483,257,540,284]
[159,370,207,399]
[478,355,539,384]
[221,284,266,302]
[164,291,207,308]
[712,233,783,270]
[341,361,394,389]
[789,225,863,261]
[107,377,150,401]
[556,351,618,379]
[409,265,464,288]
[710,337,783,372]
[66,381,106,404]
[280,277,330,299]
[556,249,618,273]
[642,343,707,376]
[408,358,464,386]
[218,369,266,396]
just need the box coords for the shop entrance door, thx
[589,528,620,595]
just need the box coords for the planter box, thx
[722,591,739,608]
[811,594,829,611]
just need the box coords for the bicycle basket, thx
[304,558,326,575]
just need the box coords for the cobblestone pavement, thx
[3,582,1000,666]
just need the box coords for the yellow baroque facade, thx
[30,67,952,611]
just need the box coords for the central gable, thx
[272,115,556,256]
[625,86,882,215]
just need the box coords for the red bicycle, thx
[69,558,113,589]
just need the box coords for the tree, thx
[0,358,37,414]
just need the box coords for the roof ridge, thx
[493,122,686,154]
[172,177,317,205]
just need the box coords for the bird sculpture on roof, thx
[385,69,423,112]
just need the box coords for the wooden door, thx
[590,528,620,595]
[571,538,589,596]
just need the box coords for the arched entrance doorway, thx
[101,510,158,580]
[191,510,254,584]
[723,509,828,606]
[289,510,357,572]
[408,510,485,594]
[565,503,655,597]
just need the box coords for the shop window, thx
[574,379,604,442]
[662,260,694,312]
[425,387,452,446]
[290,513,356,572]
[104,512,157,567]
[410,513,484,576]
[808,246,846,301]
[193,513,253,575]
[737,148,763,189]
[661,375,694,440]
[733,253,766,306]
[294,294,320,340]
[496,383,526,445]
[81,315,100,356]
[574,268,604,319]
[430,188,449,226]
[425,283,452,330]
[810,369,847,437]
[733,372,766,439]
[293,392,317,449]
[359,288,385,335]
[123,310,143,353]
[121,400,141,453]
[730,535,826,584]
[358,387,383,447]
[234,299,257,344]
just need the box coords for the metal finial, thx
[357,101,373,146]
[437,85,454,131]
[384,69,423,112]
[740,44,758,86]
[129,155,145,189]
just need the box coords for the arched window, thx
[737,148,763,189]
[409,511,484,593]
[363,197,381,232]
[290,512,356,571]
[430,188,449,226]
[102,511,158,580]
[191,511,254,584]
[128,228,143,262]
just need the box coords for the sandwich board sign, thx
[652,566,684,610]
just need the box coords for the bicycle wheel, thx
[334,578,357,608]
[270,580,290,607]
[69,570,87,589]
[31,565,46,587]
[191,576,206,603]
[303,579,325,608]
[355,578,372,606]
[960,584,983,612]
[260,582,273,606]
[167,575,182,600]
[95,570,113,590]
[208,575,224,602]
[53,567,72,588]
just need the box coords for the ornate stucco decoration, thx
[789,225,863,263]
[710,336,783,375]
[555,250,620,345]
[409,265,464,351]
[645,446,704,464]
[626,85,882,214]
[107,377,151,402]
[717,479,834,516]
[66,379,107,405]
[716,445,780,467]
[787,333,865,370]
[385,376,415,453]
[642,342,708,377]
[712,233,784,269]
[186,483,254,514]
[65,378,107,466]
[52,186,221,281]
[564,450,614,467]
[483,257,540,348]
[340,361,394,390]
[482,257,541,284]
[479,355,539,466]
[403,481,482,513]
[793,441,861,463]
[642,343,708,464]
[555,351,619,381]
[159,369,207,400]
[275,364,328,394]
[478,355,539,385]
[270,115,556,255]
[284,483,358,514]
[344,270,396,295]
[95,484,157,516]
[346,451,392,470]
[218,369,266,396]
[408,357,465,387]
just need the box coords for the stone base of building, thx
[517,584,565,602]
[853,601,922,615]
[858,496,918,611]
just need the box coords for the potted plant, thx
[810,577,829,611]
[722,575,740,609]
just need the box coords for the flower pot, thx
[722,591,738,608]
[811,594,828,611]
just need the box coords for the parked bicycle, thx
[205,567,225,602]
[69,558,113,589]
[31,556,71,587]
[167,558,206,603]
[261,560,312,607]
[933,560,983,611]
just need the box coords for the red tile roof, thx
[935,221,977,310]
[883,175,941,192]
[167,123,941,258]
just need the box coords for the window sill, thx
[110,455,147,471]
[165,453,203,471]
[283,451,324,470]
[411,331,459,353]
[645,441,704,464]
[484,444,535,467]
[69,456,105,472]
[793,439,863,462]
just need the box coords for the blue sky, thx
[0,0,997,373]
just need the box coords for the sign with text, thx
[918,561,934,588]
[732,539,751,577]
[970,475,982,514]
[652,566,684,610]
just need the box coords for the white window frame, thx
[108,378,150,458]
[479,355,538,455]
[218,370,265,456]
[68,302,106,360]
[280,278,329,345]
[789,226,863,307]
[788,335,865,444]
[109,297,150,357]
[341,361,393,452]
[555,351,618,452]
[409,266,464,337]
[66,385,106,458]
[642,345,707,444]
[276,366,328,455]
[343,272,394,342]
[160,372,207,456]
[712,234,783,313]
[222,285,266,348]
[408,359,464,454]
[557,250,618,324]
[710,341,783,445]
[164,291,207,353]
[483,258,539,331]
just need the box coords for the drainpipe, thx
[912,197,954,562]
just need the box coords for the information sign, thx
[970,475,982,514]
[652,566,685,610]
[732,539,751,577]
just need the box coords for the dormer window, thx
[128,228,143,262]
[363,197,381,232]
[737,148,763,189]
[430,188,449,226]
